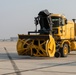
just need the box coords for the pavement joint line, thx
[36,70,76,74]
[2,60,76,75]
[3,47,22,75]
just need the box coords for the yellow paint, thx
[17,13,76,57]
[46,35,56,57]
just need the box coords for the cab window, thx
[51,17,62,27]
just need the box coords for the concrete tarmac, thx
[0,41,76,75]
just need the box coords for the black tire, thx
[68,46,70,53]
[60,44,69,57]
[55,52,61,58]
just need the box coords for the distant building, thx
[10,37,18,41]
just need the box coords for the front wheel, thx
[60,44,69,57]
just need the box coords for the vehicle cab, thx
[51,14,67,39]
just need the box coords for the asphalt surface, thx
[0,41,76,75]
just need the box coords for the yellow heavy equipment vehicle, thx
[17,9,76,57]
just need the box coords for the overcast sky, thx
[0,0,76,39]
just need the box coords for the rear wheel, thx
[60,44,69,57]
